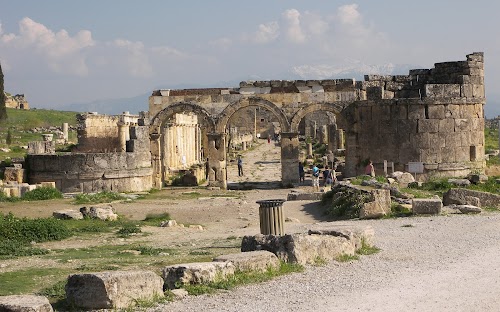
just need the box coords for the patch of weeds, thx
[183,262,304,296]
[189,250,212,256]
[389,203,412,217]
[134,245,175,256]
[21,187,63,201]
[142,212,171,226]
[325,187,371,219]
[335,253,359,262]
[312,256,328,266]
[375,175,386,183]
[467,177,500,194]
[226,235,238,240]
[36,280,66,300]
[487,155,500,166]
[356,238,381,255]
[0,192,20,202]
[76,263,121,271]
[73,191,126,204]
[482,206,499,212]
[117,224,141,237]
[0,239,48,258]
[350,175,373,186]
[401,224,414,227]
[129,292,170,310]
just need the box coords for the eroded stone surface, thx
[0,295,53,312]
[162,262,235,290]
[213,250,280,273]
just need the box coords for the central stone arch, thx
[290,102,349,132]
[216,97,290,133]
[149,102,215,189]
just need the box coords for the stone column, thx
[320,125,328,144]
[150,133,162,189]
[328,124,337,152]
[242,141,247,151]
[62,123,69,143]
[118,122,127,152]
[337,129,345,149]
[207,133,227,189]
[281,132,300,185]
[307,143,313,157]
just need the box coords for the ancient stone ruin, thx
[22,52,485,192]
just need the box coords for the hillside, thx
[0,108,79,161]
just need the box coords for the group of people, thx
[299,162,337,192]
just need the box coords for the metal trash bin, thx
[256,199,285,235]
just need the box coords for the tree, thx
[6,128,12,145]
[0,61,7,121]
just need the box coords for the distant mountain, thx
[62,93,150,115]
[291,61,416,80]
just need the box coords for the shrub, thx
[325,187,372,219]
[73,191,125,204]
[22,187,63,201]
[117,224,141,237]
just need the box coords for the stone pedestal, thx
[63,122,69,142]
[307,143,313,157]
[207,133,227,189]
[328,124,337,152]
[337,129,345,149]
[320,125,328,144]
[150,132,162,189]
[281,132,300,185]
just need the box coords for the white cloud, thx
[208,37,232,50]
[242,21,280,44]
[282,9,306,44]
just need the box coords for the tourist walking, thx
[237,156,244,176]
[365,160,375,177]
[298,162,305,183]
[312,164,320,192]
[323,166,333,191]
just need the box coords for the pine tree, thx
[0,61,7,121]
[6,128,12,145]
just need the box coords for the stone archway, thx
[150,102,215,189]
[215,97,294,186]
[289,102,351,182]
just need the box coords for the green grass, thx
[485,125,499,152]
[72,191,127,204]
[335,253,359,262]
[356,239,381,255]
[0,268,73,296]
[183,262,304,295]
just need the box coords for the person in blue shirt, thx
[312,164,320,192]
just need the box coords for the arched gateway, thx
[149,53,486,189]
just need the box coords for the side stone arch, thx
[149,102,215,189]
[289,102,349,132]
[150,102,215,133]
[215,97,290,133]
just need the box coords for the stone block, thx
[40,181,56,188]
[65,270,164,310]
[461,84,473,98]
[366,87,384,100]
[286,192,323,201]
[424,84,443,97]
[162,262,235,290]
[443,188,500,208]
[241,224,374,265]
[4,168,26,183]
[442,84,461,97]
[213,250,280,273]
[438,118,455,133]
[53,209,84,220]
[455,119,470,132]
[418,119,439,133]
[472,84,485,98]
[0,295,53,312]
[408,105,426,119]
[412,198,442,215]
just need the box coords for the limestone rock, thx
[241,224,374,265]
[443,188,500,208]
[162,262,235,290]
[213,250,280,273]
[412,198,442,215]
[287,191,323,201]
[53,209,84,220]
[388,171,415,187]
[456,205,482,214]
[80,204,118,221]
[448,179,471,187]
[285,217,300,223]
[160,220,177,227]
[0,295,53,312]
[170,288,189,300]
[65,270,164,309]
[468,174,488,184]
[359,189,391,219]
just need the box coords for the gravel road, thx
[150,212,500,312]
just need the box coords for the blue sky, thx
[1,0,499,116]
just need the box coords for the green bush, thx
[117,224,141,237]
[73,191,125,204]
[325,187,372,219]
[21,187,63,201]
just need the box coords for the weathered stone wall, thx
[4,93,29,109]
[344,52,485,178]
[148,52,486,186]
[27,125,152,193]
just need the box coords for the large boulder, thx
[241,224,374,265]
[0,295,53,312]
[359,189,391,219]
[80,204,118,221]
[443,188,500,208]
[213,250,280,273]
[65,270,164,309]
[388,171,415,187]
[162,262,235,290]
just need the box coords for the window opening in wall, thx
[260,118,265,122]
[424,105,429,119]
[470,146,477,161]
